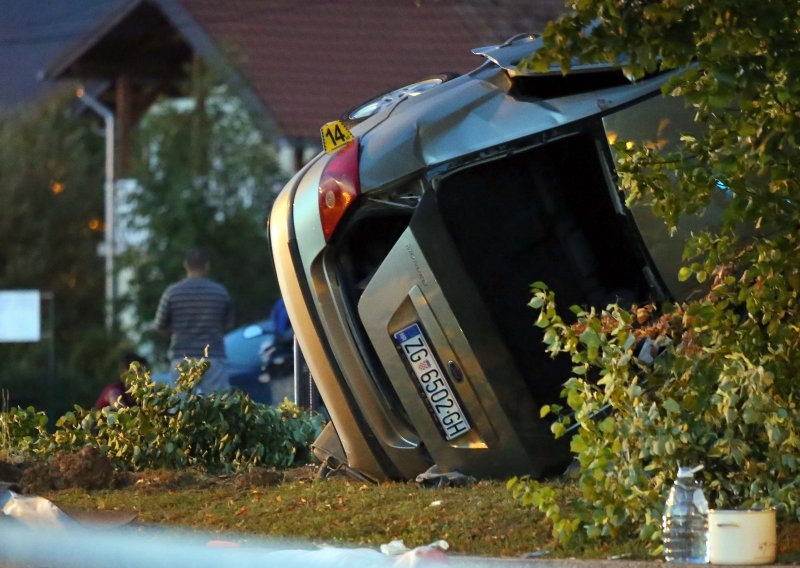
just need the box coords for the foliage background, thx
[0,68,286,413]
[0,91,114,416]
[512,0,800,554]
[121,69,284,368]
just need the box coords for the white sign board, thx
[0,290,41,342]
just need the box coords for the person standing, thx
[155,247,234,393]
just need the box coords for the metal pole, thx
[293,336,303,406]
[41,291,56,415]
[76,87,115,331]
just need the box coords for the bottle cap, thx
[677,464,704,478]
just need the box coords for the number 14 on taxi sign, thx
[320,120,354,153]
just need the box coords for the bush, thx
[0,402,48,459]
[509,284,800,553]
[1,359,324,472]
[509,0,800,556]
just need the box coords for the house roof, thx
[173,0,564,141]
[0,0,128,111]
[45,0,565,142]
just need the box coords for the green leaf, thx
[580,328,601,350]
[598,417,615,434]
[663,398,681,414]
[570,435,587,453]
[529,296,544,309]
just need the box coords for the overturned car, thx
[269,34,702,481]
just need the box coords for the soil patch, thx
[778,523,800,563]
[4,452,321,495]
[280,463,319,483]
[233,468,283,490]
[19,447,114,493]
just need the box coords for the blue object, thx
[271,298,291,337]
[714,178,734,198]
[151,319,280,404]
[224,319,275,403]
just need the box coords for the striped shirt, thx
[155,277,233,359]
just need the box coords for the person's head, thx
[183,247,210,277]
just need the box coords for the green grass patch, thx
[42,469,800,561]
[45,471,654,559]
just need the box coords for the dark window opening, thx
[337,211,411,295]
[510,69,631,100]
[436,132,651,405]
[334,211,415,426]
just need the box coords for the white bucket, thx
[708,508,777,565]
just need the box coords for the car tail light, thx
[318,139,361,241]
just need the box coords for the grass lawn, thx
[45,470,566,559]
[41,467,800,562]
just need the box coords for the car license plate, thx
[393,323,471,440]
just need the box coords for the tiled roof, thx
[35,0,564,141]
[0,0,127,110]
[176,0,564,141]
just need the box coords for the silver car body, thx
[270,36,701,481]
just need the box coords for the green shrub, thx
[0,402,48,459]
[2,359,324,472]
[509,284,800,553]
[508,0,800,556]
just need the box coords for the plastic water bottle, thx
[662,464,709,563]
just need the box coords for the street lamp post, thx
[77,87,116,331]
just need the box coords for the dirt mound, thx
[6,455,321,495]
[233,468,283,489]
[281,463,319,483]
[20,447,114,493]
